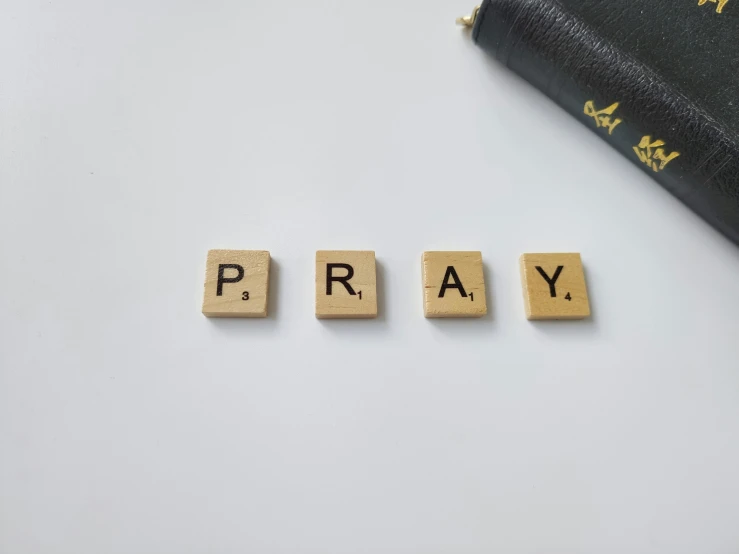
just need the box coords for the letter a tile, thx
[315,250,377,319]
[202,250,270,317]
[422,251,487,318]
[519,253,590,320]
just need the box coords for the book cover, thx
[467,0,739,244]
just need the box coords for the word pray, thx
[202,250,591,321]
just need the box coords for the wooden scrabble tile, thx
[315,250,377,319]
[519,253,590,320]
[202,250,270,318]
[422,251,487,318]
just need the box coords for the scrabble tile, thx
[315,250,377,319]
[519,253,590,320]
[202,250,270,318]
[422,251,487,318]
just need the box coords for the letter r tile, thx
[202,250,270,317]
[519,253,590,320]
[315,250,377,319]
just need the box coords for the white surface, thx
[2,1,739,553]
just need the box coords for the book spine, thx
[472,0,739,245]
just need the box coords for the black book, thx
[462,0,739,244]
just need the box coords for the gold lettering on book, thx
[633,136,681,172]
[584,100,623,135]
[698,0,729,13]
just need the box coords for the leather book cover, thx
[469,0,739,244]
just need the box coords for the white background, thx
[2,1,739,553]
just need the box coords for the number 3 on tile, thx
[242,291,250,301]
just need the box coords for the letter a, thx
[438,266,468,298]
